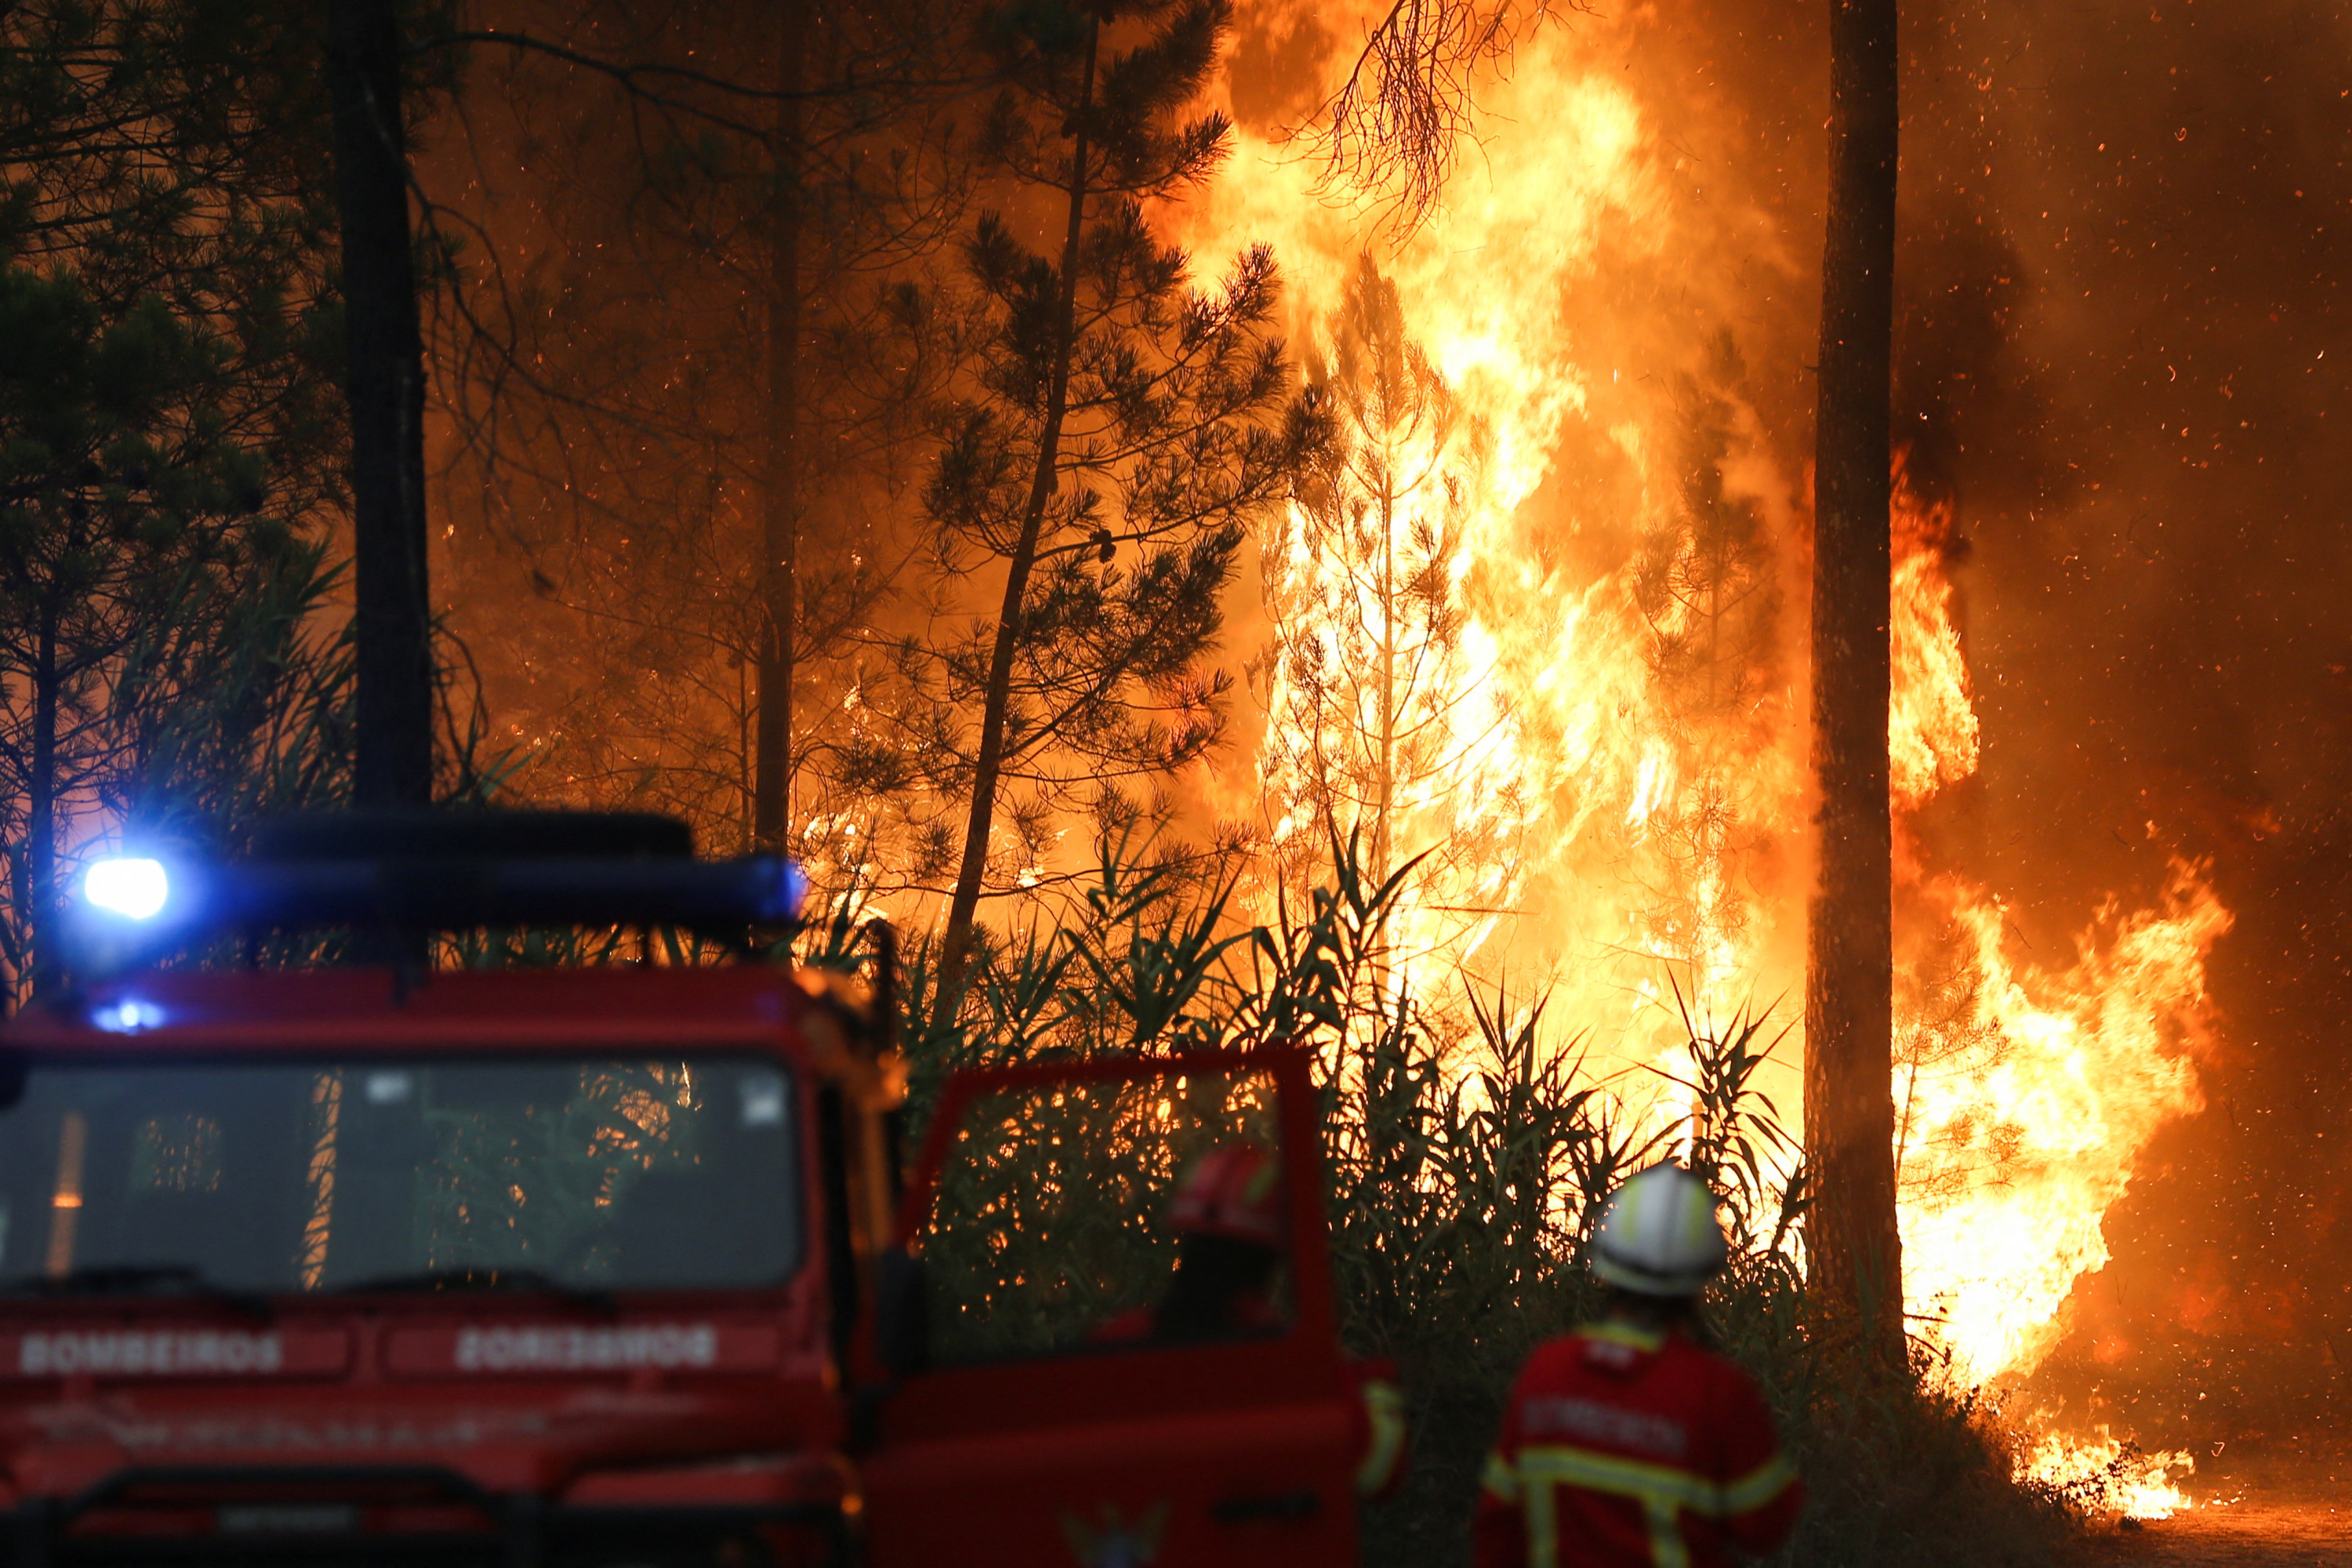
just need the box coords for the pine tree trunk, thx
[1806,0,1904,1364]
[1374,474,1396,887]
[24,601,59,999]
[326,0,434,808]
[939,20,1100,985]
[753,0,805,851]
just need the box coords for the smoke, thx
[1893,0,2352,1436]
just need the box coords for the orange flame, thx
[2021,1428,2196,1520]
[1886,477,2230,1392]
[1895,862,2229,1384]
[1889,472,1979,811]
[1196,14,1807,1069]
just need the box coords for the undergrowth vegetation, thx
[873,831,2085,1568]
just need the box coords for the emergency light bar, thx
[68,811,805,968]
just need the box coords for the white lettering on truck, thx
[18,1330,284,1377]
[454,1324,718,1372]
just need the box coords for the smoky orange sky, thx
[1896,0,2350,1437]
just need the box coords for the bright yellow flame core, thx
[1896,866,2230,1386]
[2022,1430,2196,1520]
[1195,1,2233,1454]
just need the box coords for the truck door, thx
[858,1047,1363,1567]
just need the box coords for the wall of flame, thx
[1179,0,2236,1409]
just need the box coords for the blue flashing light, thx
[89,998,166,1033]
[83,857,170,921]
[772,860,810,925]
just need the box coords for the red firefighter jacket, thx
[1473,1322,1801,1568]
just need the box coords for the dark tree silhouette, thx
[0,3,354,998]
[754,0,808,848]
[927,0,1319,980]
[326,0,434,806]
[424,0,971,869]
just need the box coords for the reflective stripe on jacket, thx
[1472,1323,1801,1568]
[1356,1374,1409,1498]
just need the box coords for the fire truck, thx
[0,814,1395,1566]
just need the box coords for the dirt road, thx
[2109,1502,2349,1566]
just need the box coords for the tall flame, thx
[1198,17,1809,1072]
[1889,474,1979,813]
[1886,480,2231,1393]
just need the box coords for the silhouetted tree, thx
[1625,333,1784,976]
[1808,0,1904,1364]
[426,0,972,869]
[927,0,1319,978]
[1639,332,1780,725]
[1258,256,1503,956]
[326,0,435,805]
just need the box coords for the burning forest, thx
[0,0,2346,1563]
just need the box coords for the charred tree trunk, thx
[1806,0,1904,1364]
[327,0,434,807]
[938,18,1100,986]
[753,0,806,851]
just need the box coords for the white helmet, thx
[1591,1164,1729,1297]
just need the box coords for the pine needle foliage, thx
[920,0,1323,962]
[0,2,355,1001]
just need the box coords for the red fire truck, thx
[0,815,1394,1566]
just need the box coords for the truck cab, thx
[0,815,1386,1566]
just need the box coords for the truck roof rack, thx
[69,811,804,969]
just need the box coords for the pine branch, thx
[1308,0,1585,238]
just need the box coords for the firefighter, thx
[1098,1143,1288,1344]
[1098,1143,1410,1497]
[1474,1164,1802,1568]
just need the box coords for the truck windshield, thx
[0,1054,798,1296]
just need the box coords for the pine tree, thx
[0,3,353,999]
[1628,330,1783,978]
[928,0,1319,976]
[1638,331,1779,726]
[1257,255,1502,956]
